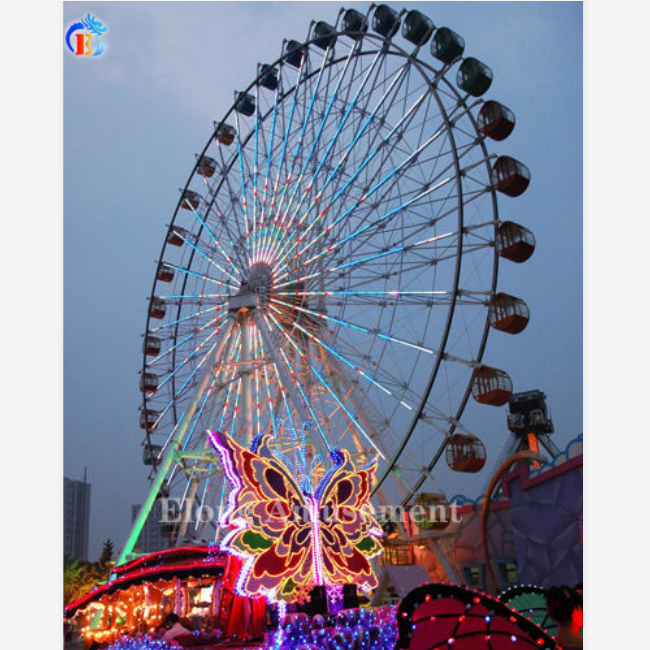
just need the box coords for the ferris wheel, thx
[125,5,536,562]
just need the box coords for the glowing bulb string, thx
[173,229,241,285]
[268,297,436,354]
[234,109,251,244]
[273,176,456,286]
[154,327,221,392]
[275,346,331,453]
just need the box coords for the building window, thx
[497,559,518,586]
[462,565,485,589]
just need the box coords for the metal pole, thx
[239,314,255,447]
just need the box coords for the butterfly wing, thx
[209,430,313,601]
[315,448,383,591]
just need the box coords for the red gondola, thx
[471,365,513,406]
[196,155,217,178]
[478,100,515,141]
[180,189,201,210]
[156,263,174,283]
[139,409,160,431]
[491,156,531,197]
[215,123,236,146]
[497,221,536,263]
[446,434,487,473]
[149,298,166,320]
[489,292,530,334]
[143,335,161,357]
[139,373,158,394]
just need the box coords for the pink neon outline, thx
[208,429,284,605]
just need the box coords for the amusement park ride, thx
[65,6,565,648]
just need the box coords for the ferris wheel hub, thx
[227,262,274,314]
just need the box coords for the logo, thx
[65,14,107,56]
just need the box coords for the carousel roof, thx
[65,546,227,618]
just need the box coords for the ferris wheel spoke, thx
[263,49,310,230]
[153,327,223,393]
[265,48,392,265]
[281,84,446,263]
[276,345,331,451]
[261,310,386,459]
[271,66,423,267]
[183,202,244,277]
[256,42,362,264]
[146,314,225,367]
[266,38,336,240]
[279,227,458,289]
[268,303,418,415]
[268,296,437,358]
[155,320,238,427]
[207,171,250,270]
[174,229,241,286]
[274,127,454,273]
[274,54,413,255]
[147,304,226,335]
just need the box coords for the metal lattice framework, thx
[122,6,533,565]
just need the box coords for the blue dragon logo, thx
[65,14,107,56]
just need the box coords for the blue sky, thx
[63,1,582,560]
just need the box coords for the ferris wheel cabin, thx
[149,298,166,320]
[492,156,531,197]
[139,409,159,432]
[478,100,516,141]
[457,57,493,96]
[156,263,174,283]
[259,64,279,90]
[139,372,159,394]
[143,335,161,357]
[372,5,400,38]
[180,189,201,210]
[402,10,435,45]
[215,123,236,146]
[445,433,487,473]
[471,365,513,406]
[196,155,217,178]
[313,21,337,50]
[342,9,368,39]
[431,27,465,64]
[489,293,530,335]
[497,221,536,263]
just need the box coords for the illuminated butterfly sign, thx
[208,428,383,604]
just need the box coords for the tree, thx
[99,539,114,566]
